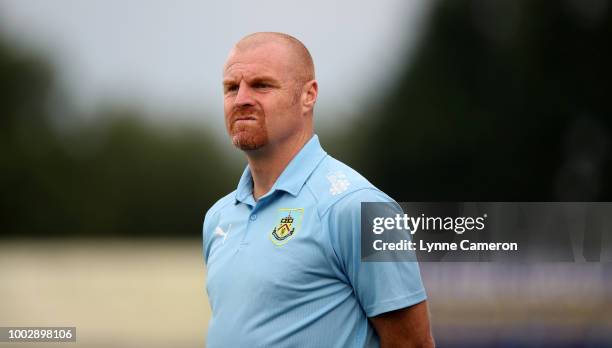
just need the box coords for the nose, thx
[234,81,255,108]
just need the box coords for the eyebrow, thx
[223,75,280,87]
[249,76,278,84]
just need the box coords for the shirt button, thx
[250,214,257,221]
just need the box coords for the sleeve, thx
[202,208,216,266]
[327,188,427,317]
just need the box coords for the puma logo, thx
[214,224,232,244]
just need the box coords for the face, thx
[223,42,303,152]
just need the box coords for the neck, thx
[246,131,313,201]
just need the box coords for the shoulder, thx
[304,154,396,218]
[203,190,236,228]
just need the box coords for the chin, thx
[231,132,268,151]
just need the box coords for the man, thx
[203,32,434,347]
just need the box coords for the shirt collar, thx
[234,134,327,205]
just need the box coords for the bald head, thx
[228,32,315,83]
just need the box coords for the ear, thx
[302,80,318,114]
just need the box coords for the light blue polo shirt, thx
[203,135,427,347]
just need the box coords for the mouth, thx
[233,115,257,123]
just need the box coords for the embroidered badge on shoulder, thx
[270,208,304,246]
[327,171,350,195]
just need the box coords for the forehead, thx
[223,42,293,80]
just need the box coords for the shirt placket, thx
[239,193,276,250]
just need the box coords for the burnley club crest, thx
[270,208,304,246]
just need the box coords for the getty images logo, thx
[372,213,488,235]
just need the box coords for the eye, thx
[253,82,270,89]
[224,84,238,93]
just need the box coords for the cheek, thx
[265,110,299,139]
[223,100,233,126]
[264,93,295,117]
[223,98,232,114]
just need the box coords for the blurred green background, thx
[1,0,611,238]
[1,1,611,347]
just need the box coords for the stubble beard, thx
[229,113,269,151]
